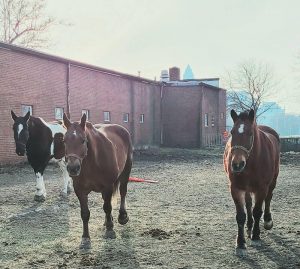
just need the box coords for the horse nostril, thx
[240,161,245,168]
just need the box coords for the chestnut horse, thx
[224,109,280,255]
[63,113,133,250]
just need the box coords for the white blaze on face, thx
[238,124,245,134]
[35,172,46,197]
[17,124,23,138]
[73,130,77,136]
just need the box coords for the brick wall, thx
[0,48,68,163]
[162,84,226,148]
[0,46,161,164]
[0,43,226,163]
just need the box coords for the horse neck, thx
[249,122,260,159]
[85,124,108,162]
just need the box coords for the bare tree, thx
[226,60,277,118]
[0,0,55,48]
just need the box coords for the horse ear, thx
[63,112,71,129]
[230,109,238,123]
[249,109,255,122]
[24,111,30,122]
[80,113,87,130]
[11,110,18,121]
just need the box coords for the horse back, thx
[88,123,132,175]
[258,125,280,143]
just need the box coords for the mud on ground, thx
[0,148,299,268]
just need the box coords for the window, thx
[204,113,208,127]
[82,109,89,121]
[21,105,32,116]
[123,113,129,123]
[104,111,110,122]
[211,115,215,127]
[55,107,64,120]
[220,112,224,119]
[139,114,144,123]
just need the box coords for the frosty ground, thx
[0,148,299,269]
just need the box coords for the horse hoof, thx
[118,213,129,225]
[235,247,247,257]
[264,220,273,230]
[251,239,262,247]
[79,237,91,250]
[103,230,116,239]
[34,195,45,202]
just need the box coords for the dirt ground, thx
[0,148,299,269]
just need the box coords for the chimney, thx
[169,67,180,81]
[160,70,169,82]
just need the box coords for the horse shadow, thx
[77,224,140,268]
[241,233,300,268]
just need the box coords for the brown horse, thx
[223,109,280,255]
[63,113,133,250]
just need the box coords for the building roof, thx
[0,42,161,86]
[0,42,226,91]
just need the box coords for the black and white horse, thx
[11,110,72,202]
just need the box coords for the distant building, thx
[183,64,195,80]
[226,91,300,136]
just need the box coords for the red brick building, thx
[0,42,226,164]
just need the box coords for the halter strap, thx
[231,135,254,159]
[65,139,88,162]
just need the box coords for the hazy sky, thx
[44,0,300,114]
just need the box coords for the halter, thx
[231,135,254,159]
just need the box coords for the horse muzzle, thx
[231,160,246,173]
[67,163,81,177]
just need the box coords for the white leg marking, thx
[50,141,54,156]
[58,160,72,195]
[35,172,46,197]
[17,124,23,138]
[238,124,244,134]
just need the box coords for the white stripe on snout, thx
[17,124,23,137]
[73,130,77,136]
[238,124,244,134]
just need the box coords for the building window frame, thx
[55,107,64,120]
[21,104,33,116]
[82,109,90,121]
[104,111,111,122]
[220,112,224,119]
[123,113,129,123]
[139,114,144,123]
[204,113,208,127]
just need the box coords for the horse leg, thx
[76,192,91,249]
[245,192,253,238]
[264,181,276,230]
[58,160,73,198]
[118,160,132,225]
[251,190,267,244]
[231,187,247,255]
[33,168,47,202]
[102,190,116,239]
[118,179,129,225]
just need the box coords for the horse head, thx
[11,110,30,156]
[63,113,88,177]
[229,109,255,173]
